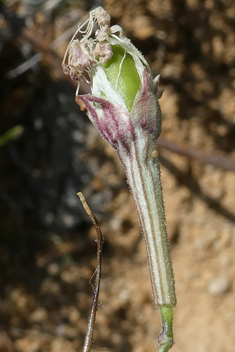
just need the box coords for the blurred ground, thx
[0,1,235,352]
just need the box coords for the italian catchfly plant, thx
[63,7,176,352]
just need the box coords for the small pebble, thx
[207,277,231,296]
[30,307,48,323]
[47,263,60,276]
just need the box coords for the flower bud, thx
[63,6,162,149]
[63,9,176,345]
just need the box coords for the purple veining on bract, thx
[76,70,162,155]
[77,95,135,152]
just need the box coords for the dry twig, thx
[77,192,104,352]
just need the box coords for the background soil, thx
[0,1,235,352]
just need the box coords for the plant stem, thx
[118,127,176,350]
[63,7,176,350]
[158,306,174,352]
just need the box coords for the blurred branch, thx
[6,53,42,78]
[160,155,235,223]
[158,137,235,172]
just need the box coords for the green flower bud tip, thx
[102,45,141,111]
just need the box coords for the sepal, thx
[76,95,135,151]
